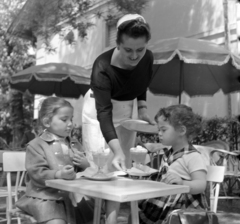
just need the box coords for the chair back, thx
[206,165,225,183]
[3,152,26,172]
[206,165,225,213]
[193,144,222,166]
[202,140,230,151]
[3,152,26,216]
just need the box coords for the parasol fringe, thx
[153,50,240,69]
[11,73,90,85]
[148,88,224,98]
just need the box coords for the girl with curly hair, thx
[136,104,208,224]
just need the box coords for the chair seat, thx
[0,186,26,197]
[11,208,37,223]
[225,171,240,177]
[0,186,26,191]
[0,190,15,197]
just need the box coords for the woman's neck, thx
[111,48,135,70]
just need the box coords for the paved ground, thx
[0,198,240,224]
[118,201,240,224]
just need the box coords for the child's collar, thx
[40,130,70,143]
[169,144,199,155]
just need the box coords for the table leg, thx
[93,198,102,224]
[130,201,139,224]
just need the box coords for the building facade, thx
[20,0,240,124]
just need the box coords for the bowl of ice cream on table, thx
[128,146,157,177]
[91,148,112,180]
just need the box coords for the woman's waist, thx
[90,88,144,102]
[90,91,135,103]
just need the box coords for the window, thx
[106,22,117,47]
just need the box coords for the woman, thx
[82,14,155,171]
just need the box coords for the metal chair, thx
[201,140,230,151]
[3,152,36,224]
[202,140,240,196]
[207,165,225,212]
[209,148,240,203]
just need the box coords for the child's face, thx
[156,115,180,146]
[47,106,74,138]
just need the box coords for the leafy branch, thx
[10,0,150,48]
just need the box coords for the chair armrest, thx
[210,149,239,157]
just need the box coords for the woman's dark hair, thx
[116,18,151,45]
[154,104,202,140]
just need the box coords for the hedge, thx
[72,116,240,151]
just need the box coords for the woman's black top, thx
[91,48,154,143]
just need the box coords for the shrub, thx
[137,116,240,151]
[72,117,240,151]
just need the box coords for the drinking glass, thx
[92,150,110,179]
[130,150,147,166]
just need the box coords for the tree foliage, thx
[10,0,150,48]
[112,0,149,14]
[0,0,35,146]
[0,0,149,145]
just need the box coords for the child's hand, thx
[72,151,90,169]
[164,172,183,185]
[56,165,76,180]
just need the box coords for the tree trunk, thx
[10,90,24,148]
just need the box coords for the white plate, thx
[126,167,157,177]
[111,171,128,176]
[83,173,115,181]
[120,119,158,134]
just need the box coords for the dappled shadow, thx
[58,17,102,69]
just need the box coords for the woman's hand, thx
[108,139,127,171]
[72,151,90,169]
[164,172,183,185]
[112,151,126,171]
[138,108,155,125]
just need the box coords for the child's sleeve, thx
[186,152,208,174]
[26,145,57,187]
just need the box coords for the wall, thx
[35,0,239,125]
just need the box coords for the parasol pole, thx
[179,60,184,104]
[223,0,232,117]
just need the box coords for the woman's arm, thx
[108,139,126,171]
[93,85,126,170]
[91,59,126,170]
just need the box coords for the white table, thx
[46,177,189,224]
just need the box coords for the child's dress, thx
[138,144,208,224]
[16,131,81,224]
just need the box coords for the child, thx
[16,97,90,224]
[137,104,208,224]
